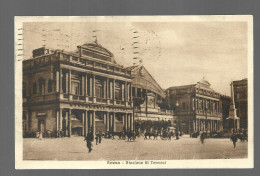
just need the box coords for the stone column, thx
[56,70,59,92]
[81,75,85,96]
[110,114,113,131]
[92,111,96,135]
[128,114,131,130]
[84,110,88,136]
[125,82,128,106]
[110,81,113,100]
[202,98,204,111]
[68,109,72,137]
[92,75,96,103]
[103,112,106,125]
[106,79,110,104]
[65,111,68,136]
[89,112,93,131]
[59,108,63,131]
[203,119,205,131]
[129,84,132,103]
[85,74,88,102]
[56,110,59,133]
[193,120,195,132]
[121,83,124,102]
[59,68,62,93]
[131,114,134,131]
[68,70,72,101]
[122,114,125,130]
[65,72,68,94]
[89,77,92,97]
[217,101,219,113]
[113,113,116,132]
[82,111,85,136]
[106,112,109,131]
[103,80,107,99]
[113,79,116,104]
[197,119,199,131]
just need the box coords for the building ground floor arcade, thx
[23,103,133,137]
[177,115,222,134]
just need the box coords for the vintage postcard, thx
[15,16,253,169]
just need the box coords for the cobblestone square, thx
[23,135,248,160]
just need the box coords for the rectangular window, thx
[33,82,37,94]
[132,87,135,97]
[48,79,52,92]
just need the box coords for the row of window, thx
[23,79,52,97]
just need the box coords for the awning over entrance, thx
[71,120,83,128]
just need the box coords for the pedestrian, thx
[231,133,238,148]
[200,132,205,144]
[98,131,102,143]
[176,130,179,140]
[95,134,99,145]
[84,130,94,153]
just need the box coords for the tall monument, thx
[227,81,240,132]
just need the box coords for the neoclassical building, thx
[126,65,174,123]
[23,42,134,137]
[166,78,222,134]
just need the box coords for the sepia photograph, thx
[15,16,253,169]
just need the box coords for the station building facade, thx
[22,42,134,137]
[166,78,222,134]
[126,65,175,130]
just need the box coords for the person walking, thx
[200,132,205,144]
[84,130,94,153]
[95,134,99,145]
[175,129,179,140]
[98,131,102,144]
[231,133,238,148]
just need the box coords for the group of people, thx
[84,130,103,153]
[198,131,242,148]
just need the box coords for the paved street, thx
[23,135,248,160]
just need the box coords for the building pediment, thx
[78,42,116,63]
[196,77,212,90]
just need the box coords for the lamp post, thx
[175,101,179,140]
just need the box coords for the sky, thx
[22,21,248,96]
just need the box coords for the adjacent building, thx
[23,42,134,137]
[233,78,248,129]
[166,78,222,134]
